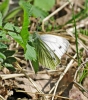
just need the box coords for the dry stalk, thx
[0,95,5,100]
[13,62,46,97]
[50,54,77,100]
[16,90,73,100]
[42,1,70,32]
[0,69,64,80]
[74,59,88,94]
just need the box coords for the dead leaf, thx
[69,85,88,100]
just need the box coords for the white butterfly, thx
[30,33,69,69]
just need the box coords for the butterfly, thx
[29,33,69,69]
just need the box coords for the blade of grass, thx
[68,1,79,65]
[72,8,79,65]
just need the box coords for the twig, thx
[0,95,5,100]
[0,69,64,80]
[42,1,70,32]
[16,90,73,100]
[29,60,35,73]
[74,60,88,81]
[74,81,88,95]
[66,53,77,62]
[14,62,48,100]
[74,59,88,94]
[14,62,43,93]
[51,54,77,100]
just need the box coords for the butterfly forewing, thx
[40,34,69,59]
[32,34,60,69]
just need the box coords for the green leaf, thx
[3,50,15,57]
[31,59,39,73]
[0,31,9,42]
[8,32,24,48]
[0,42,7,49]
[4,23,14,30]
[0,52,6,59]
[0,12,2,27]
[25,44,36,61]
[4,57,16,64]
[34,0,55,11]
[32,6,48,19]
[4,23,21,33]
[4,63,16,71]
[19,1,48,20]
[4,7,21,22]
[0,58,3,62]
[0,42,7,51]
[0,0,9,17]
[19,0,29,50]
[4,23,24,47]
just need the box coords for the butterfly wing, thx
[31,33,69,69]
[40,34,69,59]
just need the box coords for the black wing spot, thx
[59,46,62,49]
